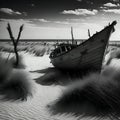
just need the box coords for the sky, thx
[0,0,120,40]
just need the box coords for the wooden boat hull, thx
[51,41,106,70]
[50,21,116,70]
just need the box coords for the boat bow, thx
[49,21,117,71]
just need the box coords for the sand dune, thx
[0,48,120,120]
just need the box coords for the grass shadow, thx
[46,66,120,120]
[32,67,99,86]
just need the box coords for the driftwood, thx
[7,23,24,67]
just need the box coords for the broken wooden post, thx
[71,27,74,44]
[7,23,24,67]
[88,29,91,38]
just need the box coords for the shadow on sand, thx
[31,66,120,119]
[31,67,97,86]
[46,66,120,120]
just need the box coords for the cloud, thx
[0,18,50,23]
[103,2,120,7]
[61,9,98,16]
[37,19,50,22]
[0,18,30,23]
[0,19,36,29]
[0,18,51,28]
[102,9,120,14]
[54,21,69,25]
[0,8,22,15]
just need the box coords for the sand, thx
[0,51,118,120]
[0,52,81,120]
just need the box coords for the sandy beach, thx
[0,52,81,120]
[0,41,119,120]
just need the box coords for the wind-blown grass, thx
[0,42,53,57]
[48,49,120,119]
[0,57,35,101]
[48,66,120,118]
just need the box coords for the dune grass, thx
[1,41,120,119]
[0,56,35,101]
[0,42,53,57]
[47,49,120,119]
[48,66,120,119]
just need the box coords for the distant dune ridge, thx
[48,49,120,119]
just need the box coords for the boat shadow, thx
[31,67,98,86]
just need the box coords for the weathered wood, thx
[7,23,24,67]
[50,21,117,71]
[71,27,74,44]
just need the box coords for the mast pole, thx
[71,27,74,44]
[88,29,91,38]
